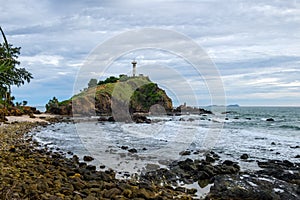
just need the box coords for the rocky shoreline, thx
[0,121,299,200]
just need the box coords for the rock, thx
[266,118,275,121]
[198,179,210,188]
[107,116,115,122]
[240,153,249,160]
[206,173,299,200]
[121,145,128,150]
[103,188,121,198]
[222,160,234,166]
[187,118,195,122]
[122,189,133,198]
[98,117,107,122]
[205,155,215,163]
[179,150,191,156]
[86,165,96,171]
[271,142,276,145]
[9,146,16,152]
[257,159,298,170]
[187,188,197,194]
[128,148,137,153]
[146,163,160,171]
[295,155,300,158]
[79,162,87,168]
[83,156,94,162]
[99,165,105,169]
[135,188,155,199]
[132,114,151,124]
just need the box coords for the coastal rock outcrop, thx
[46,77,173,118]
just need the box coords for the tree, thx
[97,76,119,85]
[0,26,33,107]
[45,97,59,113]
[88,78,98,88]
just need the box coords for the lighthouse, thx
[132,60,137,77]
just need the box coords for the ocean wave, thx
[279,125,300,130]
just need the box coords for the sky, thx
[1,0,300,107]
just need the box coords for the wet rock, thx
[146,163,160,171]
[271,142,276,145]
[83,156,94,162]
[240,153,249,160]
[266,118,275,121]
[128,148,137,153]
[132,114,151,124]
[222,160,234,166]
[121,145,128,150]
[107,116,115,122]
[98,117,107,122]
[198,179,210,188]
[205,155,215,163]
[206,173,299,200]
[86,165,96,171]
[257,159,299,170]
[295,155,300,158]
[179,150,191,156]
[79,162,87,168]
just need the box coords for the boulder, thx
[266,118,275,121]
[83,156,94,162]
[132,114,151,123]
[240,153,249,160]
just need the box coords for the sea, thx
[31,107,300,176]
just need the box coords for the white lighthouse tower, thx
[131,60,137,77]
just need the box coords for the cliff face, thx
[46,77,173,116]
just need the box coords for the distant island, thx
[207,104,240,108]
[227,104,240,108]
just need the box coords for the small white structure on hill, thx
[132,60,137,77]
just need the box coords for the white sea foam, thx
[31,107,300,174]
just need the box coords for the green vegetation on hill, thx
[46,75,173,116]
[130,83,172,113]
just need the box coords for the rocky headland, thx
[45,76,212,122]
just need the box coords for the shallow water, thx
[31,107,300,175]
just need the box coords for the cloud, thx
[0,0,299,106]
[20,55,64,66]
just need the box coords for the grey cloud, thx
[1,0,299,106]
